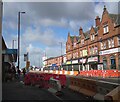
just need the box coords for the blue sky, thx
[2,0,119,68]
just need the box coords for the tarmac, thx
[2,75,94,102]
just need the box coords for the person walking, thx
[22,68,26,77]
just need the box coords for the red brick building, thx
[66,6,120,71]
[44,6,120,71]
[44,55,66,70]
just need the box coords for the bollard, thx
[48,77,63,96]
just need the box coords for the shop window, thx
[103,24,109,34]
[110,56,116,69]
[103,57,107,70]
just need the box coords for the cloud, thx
[3,2,119,68]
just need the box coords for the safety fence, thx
[68,76,119,101]
[30,69,120,78]
[78,70,120,78]
[24,72,66,88]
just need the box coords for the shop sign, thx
[79,58,86,63]
[99,47,120,55]
[66,61,71,64]
[88,57,98,62]
[72,60,78,64]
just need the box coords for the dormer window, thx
[91,33,95,41]
[103,24,109,34]
[68,45,70,50]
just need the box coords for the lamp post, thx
[18,11,25,70]
[59,42,62,70]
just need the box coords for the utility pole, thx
[17,11,25,70]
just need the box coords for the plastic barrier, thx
[24,73,31,85]
[69,76,97,97]
[78,70,120,78]
[48,77,62,96]
[104,86,120,102]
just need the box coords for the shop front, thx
[65,61,72,71]
[87,56,98,70]
[72,59,79,71]
[79,58,87,71]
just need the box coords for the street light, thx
[59,42,62,70]
[12,39,16,49]
[18,11,25,70]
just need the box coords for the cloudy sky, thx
[2,0,119,68]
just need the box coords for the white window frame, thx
[111,39,114,47]
[103,24,109,34]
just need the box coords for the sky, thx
[2,0,119,68]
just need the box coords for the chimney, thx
[79,27,83,35]
[95,16,100,27]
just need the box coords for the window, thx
[108,39,111,48]
[100,42,103,50]
[68,45,70,50]
[118,36,120,46]
[108,38,114,48]
[103,24,109,34]
[94,46,98,54]
[91,34,95,41]
[103,42,106,49]
[81,39,84,45]
[92,47,94,54]
[111,39,114,47]
[74,43,76,48]
[80,51,82,57]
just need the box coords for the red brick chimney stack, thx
[95,16,100,27]
[79,27,83,35]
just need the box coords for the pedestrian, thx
[22,68,26,77]
[17,67,21,80]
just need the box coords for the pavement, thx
[2,75,94,102]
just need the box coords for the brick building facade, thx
[66,6,120,71]
[44,6,120,71]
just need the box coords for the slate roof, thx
[109,14,120,26]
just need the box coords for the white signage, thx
[88,57,98,62]
[79,59,86,63]
[72,60,78,64]
[99,47,120,55]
